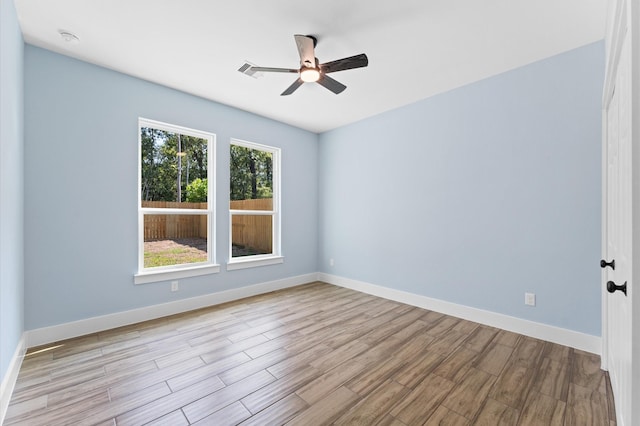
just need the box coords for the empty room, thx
[1,0,638,425]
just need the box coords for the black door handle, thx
[606,280,627,296]
[601,259,615,270]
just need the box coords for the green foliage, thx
[186,178,207,202]
[141,130,274,205]
[140,127,208,203]
[230,145,273,201]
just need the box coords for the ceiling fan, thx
[249,34,368,96]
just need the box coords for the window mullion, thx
[229,209,274,216]
[142,208,211,215]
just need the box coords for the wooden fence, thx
[230,199,273,254]
[142,201,207,240]
[142,199,273,254]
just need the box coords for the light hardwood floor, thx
[5,282,615,425]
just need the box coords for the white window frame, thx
[135,118,219,284]
[227,138,283,270]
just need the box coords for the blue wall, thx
[22,40,604,337]
[24,46,318,330]
[319,42,604,335]
[0,0,25,384]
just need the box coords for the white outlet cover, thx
[525,292,536,306]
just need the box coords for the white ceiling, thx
[15,0,607,133]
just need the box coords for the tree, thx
[230,145,273,201]
[186,178,207,202]
[141,128,208,203]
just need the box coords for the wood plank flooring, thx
[5,282,616,425]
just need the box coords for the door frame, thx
[602,0,639,424]
[601,0,626,373]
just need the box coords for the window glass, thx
[231,214,273,258]
[229,140,280,264]
[138,118,215,277]
[141,126,208,208]
[144,214,208,267]
[230,145,273,210]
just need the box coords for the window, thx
[228,139,282,270]
[135,118,218,284]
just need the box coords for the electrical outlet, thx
[329,258,334,267]
[171,281,179,292]
[525,292,536,306]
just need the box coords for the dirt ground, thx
[144,238,207,254]
[144,238,263,259]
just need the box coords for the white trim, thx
[601,70,610,369]
[319,273,601,355]
[138,117,217,275]
[25,273,319,348]
[134,263,221,284]
[603,0,627,108]
[142,208,209,215]
[230,138,278,153]
[226,256,284,271]
[230,210,274,215]
[229,139,281,263]
[0,334,26,425]
[23,270,602,357]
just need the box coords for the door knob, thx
[600,259,615,270]
[606,280,627,296]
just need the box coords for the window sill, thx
[134,264,221,285]
[226,256,284,271]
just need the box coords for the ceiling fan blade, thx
[317,75,346,94]
[249,66,298,74]
[294,34,316,68]
[320,54,369,74]
[281,78,304,96]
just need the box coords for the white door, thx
[604,24,633,426]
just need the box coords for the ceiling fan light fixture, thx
[300,67,320,83]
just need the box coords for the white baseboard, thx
[26,273,319,348]
[319,273,601,355]
[23,271,600,355]
[0,334,26,425]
